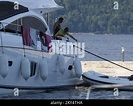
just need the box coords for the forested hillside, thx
[48,0,133,34]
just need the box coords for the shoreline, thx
[81,61,133,76]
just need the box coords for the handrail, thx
[1,21,22,27]
[0,45,75,58]
[0,22,77,58]
[0,21,40,34]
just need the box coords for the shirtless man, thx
[53,17,64,39]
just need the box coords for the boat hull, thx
[0,33,83,94]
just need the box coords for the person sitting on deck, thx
[54,27,77,41]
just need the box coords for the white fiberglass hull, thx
[0,33,83,94]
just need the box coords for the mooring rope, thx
[74,45,133,72]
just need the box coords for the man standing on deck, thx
[53,17,64,39]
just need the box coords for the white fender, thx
[58,55,65,74]
[48,54,58,71]
[0,54,8,78]
[73,58,82,78]
[21,57,30,80]
[39,58,48,81]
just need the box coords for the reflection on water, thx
[0,86,133,100]
[89,89,133,100]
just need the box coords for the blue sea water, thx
[75,33,133,61]
[0,33,133,100]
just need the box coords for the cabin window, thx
[30,61,37,77]
[68,65,73,70]
[8,61,13,67]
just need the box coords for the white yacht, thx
[0,0,83,94]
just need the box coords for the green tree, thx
[48,0,133,34]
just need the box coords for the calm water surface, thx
[0,86,133,100]
[76,33,133,61]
